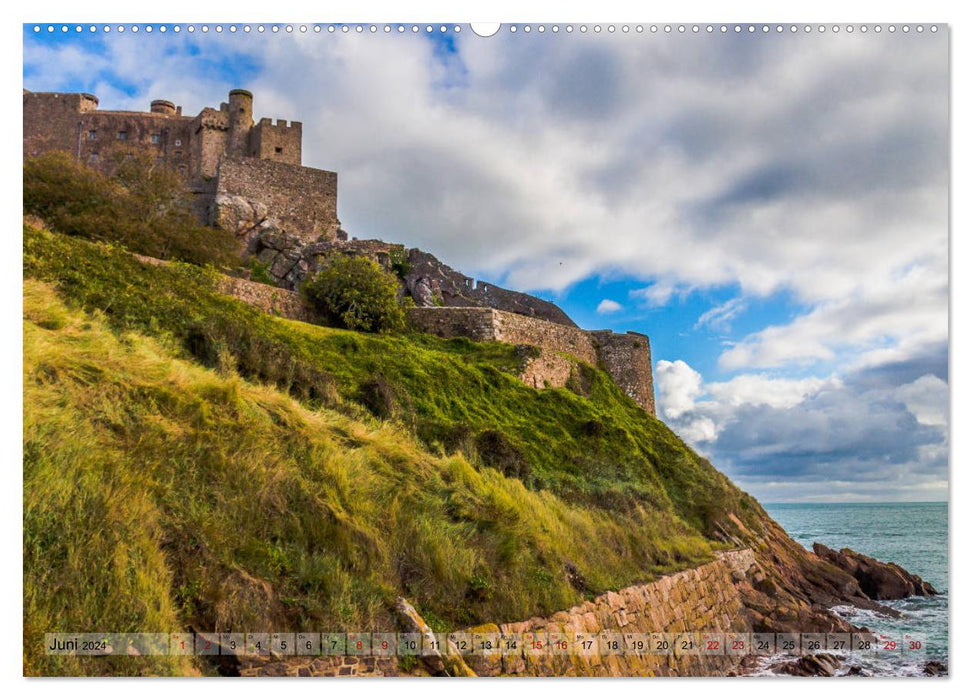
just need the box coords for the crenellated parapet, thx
[23,88,335,239]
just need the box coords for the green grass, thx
[24,278,715,675]
[23,224,770,676]
[24,225,754,533]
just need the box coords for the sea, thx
[759,502,949,677]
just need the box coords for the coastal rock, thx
[923,661,947,676]
[771,653,842,677]
[812,543,938,600]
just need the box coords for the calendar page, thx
[21,15,949,682]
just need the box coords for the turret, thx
[150,99,176,116]
[79,93,99,112]
[227,89,253,156]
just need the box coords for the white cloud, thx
[22,30,949,502]
[707,374,842,410]
[719,263,948,371]
[653,357,947,501]
[895,374,949,427]
[696,297,747,332]
[596,299,622,314]
[655,359,704,420]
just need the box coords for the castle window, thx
[174,138,182,147]
[87,130,96,140]
[175,151,182,159]
[275,147,283,154]
[117,131,127,141]
[151,133,161,144]
[88,153,99,164]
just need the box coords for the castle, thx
[23,88,656,415]
[22,88,339,242]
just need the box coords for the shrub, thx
[358,374,398,419]
[302,254,407,333]
[23,151,239,268]
[474,430,532,484]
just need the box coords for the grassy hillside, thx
[24,226,756,531]
[24,224,763,675]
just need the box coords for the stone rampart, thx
[461,549,757,677]
[239,549,757,677]
[404,249,577,327]
[214,156,339,244]
[408,307,656,415]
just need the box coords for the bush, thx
[474,430,532,484]
[23,151,239,268]
[302,254,407,333]
[358,374,398,419]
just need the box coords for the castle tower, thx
[227,89,254,157]
[150,99,176,116]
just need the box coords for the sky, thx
[22,23,950,503]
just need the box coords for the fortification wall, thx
[214,157,339,244]
[239,549,757,677]
[252,118,302,165]
[80,111,193,174]
[406,307,498,342]
[492,309,598,365]
[591,331,656,416]
[462,549,756,677]
[24,91,100,159]
[408,307,656,415]
[404,249,577,327]
[214,276,314,323]
[24,91,194,175]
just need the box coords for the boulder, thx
[812,543,938,600]
[393,597,475,677]
[212,194,270,240]
[772,653,842,677]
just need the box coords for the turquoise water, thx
[763,502,948,676]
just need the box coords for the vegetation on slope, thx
[23,153,239,268]
[24,278,715,675]
[24,226,757,535]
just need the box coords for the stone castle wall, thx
[408,307,656,415]
[404,249,577,327]
[23,89,338,245]
[492,309,599,364]
[23,91,101,159]
[591,331,656,416]
[214,157,339,244]
[213,276,315,324]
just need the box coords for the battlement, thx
[252,117,302,164]
[25,87,336,239]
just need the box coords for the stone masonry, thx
[25,87,656,416]
[408,307,657,415]
[460,549,757,677]
[23,88,338,244]
[236,549,757,677]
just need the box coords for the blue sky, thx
[23,23,950,502]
